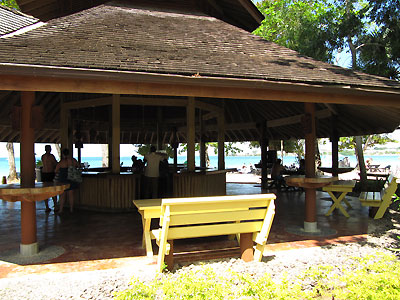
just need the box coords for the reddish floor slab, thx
[0,185,372,278]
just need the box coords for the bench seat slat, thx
[153,221,264,240]
[169,209,266,226]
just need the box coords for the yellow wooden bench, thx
[359,174,398,219]
[150,194,276,272]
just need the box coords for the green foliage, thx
[135,144,174,159]
[114,253,400,300]
[179,142,242,156]
[254,0,340,62]
[339,134,395,151]
[0,0,19,10]
[359,0,400,80]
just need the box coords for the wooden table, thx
[0,182,70,255]
[322,180,356,217]
[133,198,162,257]
[285,175,338,189]
[0,182,69,202]
[318,167,354,174]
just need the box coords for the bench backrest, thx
[382,174,397,200]
[159,194,276,240]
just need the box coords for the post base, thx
[20,242,39,256]
[304,221,319,233]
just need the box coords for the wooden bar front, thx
[173,170,227,197]
[78,172,141,211]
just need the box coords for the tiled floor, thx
[0,184,371,278]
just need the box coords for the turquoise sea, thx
[1,154,399,178]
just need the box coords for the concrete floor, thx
[0,184,371,278]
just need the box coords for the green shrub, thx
[114,253,400,300]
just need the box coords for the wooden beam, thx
[202,111,218,120]
[187,97,196,172]
[268,109,332,128]
[2,74,399,107]
[120,96,222,112]
[63,96,112,109]
[60,103,68,150]
[218,110,225,170]
[120,96,186,107]
[112,94,120,173]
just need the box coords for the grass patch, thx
[114,252,400,300]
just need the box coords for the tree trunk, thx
[101,144,109,167]
[205,143,210,167]
[355,136,367,189]
[54,143,61,160]
[6,142,17,181]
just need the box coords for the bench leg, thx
[240,232,254,262]
[165,240,174,271]
[374,202,390,219]
[143,217,153,257]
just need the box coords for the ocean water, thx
[1,154,399,178]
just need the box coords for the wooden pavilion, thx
[0,0,400,255]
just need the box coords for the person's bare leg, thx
[58,193,66,213]
[44,199,51,212]
[68,190,74,213]
[52,196,58,211]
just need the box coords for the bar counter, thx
[173,169,227,197]
[77,169,227,211]
[78,171,141,211]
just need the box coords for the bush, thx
[114,252,400,300]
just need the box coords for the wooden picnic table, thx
[133,198,162,257]
[322,180,356,217]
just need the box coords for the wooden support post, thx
[20,91,38,255]
[331,116,339,178]
[240,232,254,262]
[304,102,317,232]
[186,97,195,172]
[199,110,206,169]
[60,103,68,151]
[157,107,163,150]
[112,94,120,174]
[218,110,225,170]
[260,122,268,189]
[172,128,178,173]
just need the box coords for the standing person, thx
[271,159,285,189]
[144,146,167,199]
[55,149,79,214]
[41,145,58,212]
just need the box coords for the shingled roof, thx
[0,0,399,91]
[0,5,40,36]
[0,0,398,144]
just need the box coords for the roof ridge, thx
[0,4,39,21]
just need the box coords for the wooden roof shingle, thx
[0,1,399,91]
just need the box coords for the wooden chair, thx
[151,194,276,272]
[359,174,398,219]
